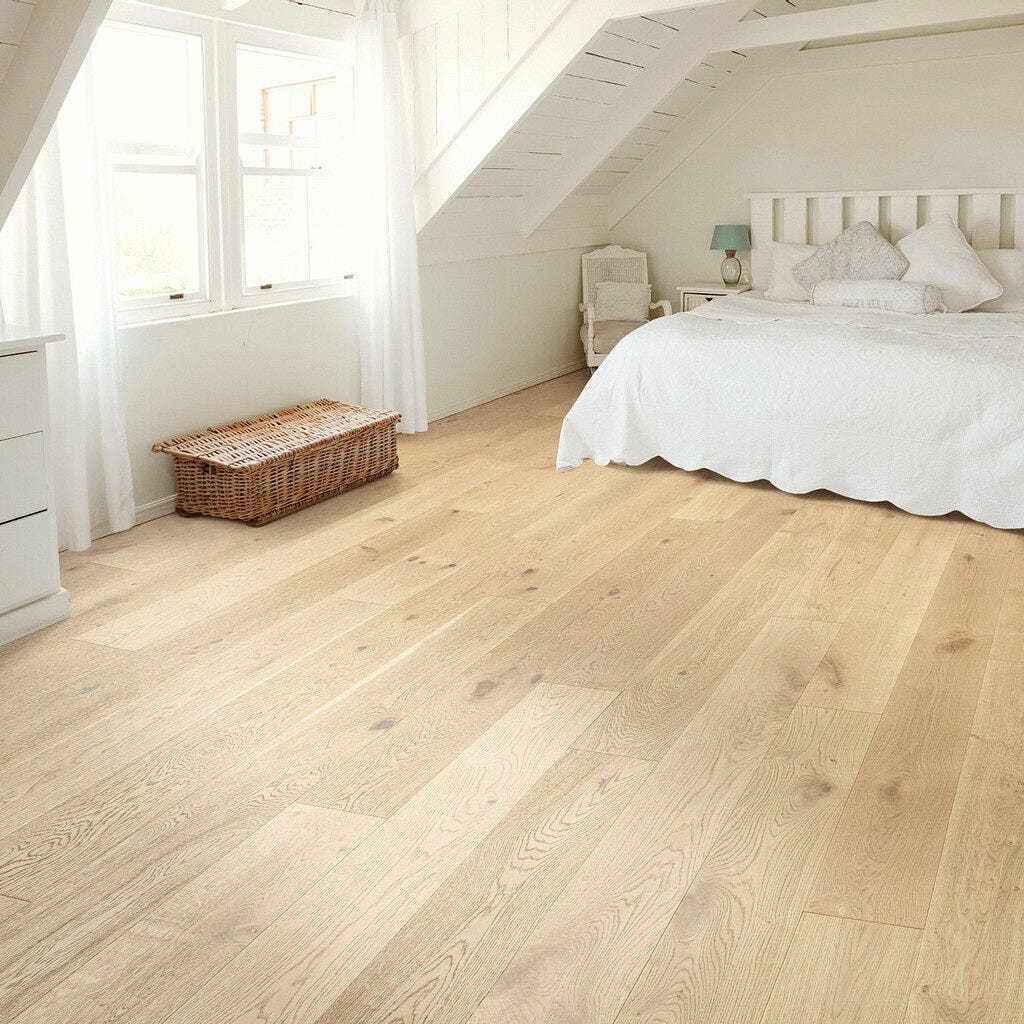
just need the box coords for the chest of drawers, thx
[0,326,69,645]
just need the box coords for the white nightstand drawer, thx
[0,433,48,523]
[0,350,45,440]
[682,293,716,312]
[677,283,751,314]
[0,511,60,616]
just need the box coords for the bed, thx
[557,189,1024,530]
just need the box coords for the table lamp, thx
[710,224,752,286]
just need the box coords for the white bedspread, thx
[557,294,1024,529]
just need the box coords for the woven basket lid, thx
[152,399,401,470]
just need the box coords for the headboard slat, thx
[890,195,918,241]
[817,197,843,244]
[930,194,959,226]
[972,194,1001,249]
[745,188,1024,289]
[852,195,880,229]
[782,197,808,244]
[750,197,774,289]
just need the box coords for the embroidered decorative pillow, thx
[896,216,1003,313]
[793,221,909,293]
[594,281,652,323]
[811,279,945,315]
[974,249,1024,312]
[765,242,819,302]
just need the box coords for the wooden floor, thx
[2,369,1023,1024]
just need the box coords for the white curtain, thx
[0,56,135,550]
[354,0,428,433]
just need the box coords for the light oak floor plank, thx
[467,617,839,1024]
[575,500,852,760]
[991,550,1024,664]
[807,525,1017,928]
[1,371,1021,1024]
[903,660,1024,1024]
[327,749,653,1024]
[774,503,904,623]
[161,683,615,1024]
[800,518,962,714]
[0,896,26,924]
[759,913,921,1024]
[13,804,381,1024]
[614,705,877,1024]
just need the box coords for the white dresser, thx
[0,325,69,645]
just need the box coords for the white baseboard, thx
[0,588,71,646]
[134,494,179,525]
[426,359,585,422]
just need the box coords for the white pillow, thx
[896,216,1003,313]
[765,242,819,302]
[811,279,945,315]
[975,250,1024,312]
[794,221,908,293]
[594,280,651,323]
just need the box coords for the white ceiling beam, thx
[0,0,112,231]
[413,0,738,233]
[725,0,1024,51]
[221,0,251,10]
[522,0,749,237]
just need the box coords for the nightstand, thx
[677,282,751,312]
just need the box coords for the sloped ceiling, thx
[417,0,879,256]
[0,0,37,84]
[0,0,113,229]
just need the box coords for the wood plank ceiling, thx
[0,0,36,83]
[420,0,882,247]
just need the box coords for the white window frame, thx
[103,5,354,325]
[103,4,224,324]
[219,22,354,310]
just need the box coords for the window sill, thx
[117,287,356,330]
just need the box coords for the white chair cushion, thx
[582,321,642,354]
[594,281,651,322]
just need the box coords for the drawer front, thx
[0,511,59,616]
[0,433,47,523]
[683,293,717,312]
[0,350,45,440]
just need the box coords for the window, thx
[95,5,353,324]
[94,18,213,319]
[234,45,352,297]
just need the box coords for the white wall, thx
[612,50,1024,298]
[120,297,360,517]
[125,247,583,513]
[420,247,584,418]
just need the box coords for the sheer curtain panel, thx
[0,57,135,550]
[354,0,428,433]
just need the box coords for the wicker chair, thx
[579,245,673,370]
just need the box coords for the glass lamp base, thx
[720,255,742,287]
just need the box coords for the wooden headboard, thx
[745,188,1024,288]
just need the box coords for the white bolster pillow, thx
[811,279,945,314]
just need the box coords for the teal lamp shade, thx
[710,224,752,253]
[710,224,751,286]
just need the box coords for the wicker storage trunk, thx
[152,400,401,526]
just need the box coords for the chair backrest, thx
[581,245,650,310]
